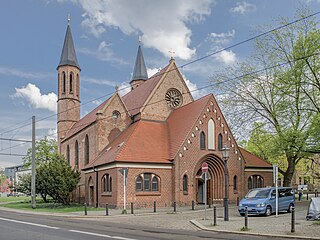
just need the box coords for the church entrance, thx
[196,154,225,204]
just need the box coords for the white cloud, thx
[0,66,53,80]
[183,74,210,100]
[74,0,214,60]
[209,30,235,45]
[214,50,236,65]
[79,41,127,65]
[118,82,131,96]
[12,83,57,113]
[82,76,117,87]
[47,128,57,140]
[230,1,256,15]
[147,68,159,78]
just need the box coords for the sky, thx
[0,0,319,168]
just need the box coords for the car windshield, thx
[246,189,270,198]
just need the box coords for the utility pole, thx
[31,116,36,209]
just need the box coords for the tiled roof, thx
[122,64,170,116]
[167,95,211,159]
[84,120,170,169]
[239,147,272,168]
[63,97,111,140]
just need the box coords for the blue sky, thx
[0,0,319,168]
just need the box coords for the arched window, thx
[76,74,80,97]
[248,175,264,189]
[85,135,89,165]
[183,174,188,193]
[233,175,237,191]
[136,173,160,192]
[66,145,70,164]
[69,72,73,93]
[248,177,252,190]
[208,119,215,150]
[152,176,158,191]
[136,176,143,191]
[75,140,79,169]
[62,72,66,93]
[218,133,223,150]
[102,174,112,193]
[200,131,206,150]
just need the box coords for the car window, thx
[246,189,270,198]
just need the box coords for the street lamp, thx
[221,144,230,221]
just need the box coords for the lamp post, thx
[221,144,230,221]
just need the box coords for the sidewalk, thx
[191,200,320,239]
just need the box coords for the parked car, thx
[238,187,295,216]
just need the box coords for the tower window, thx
[62,72,66,93]
[66,145,70,165]
[75,140,79,169]
[70,72,73,93]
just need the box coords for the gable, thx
[141,60,194,121]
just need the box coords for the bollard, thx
[244,206,248,230]
[237,197,239,206]
[84,203,87,216]
[307,192,309,200]
[291,206,295,233]
[173,201,176,212]
[213,206,217,226]
[154,201,156,213]
[105,203,109,216]
[192,200,195,210]
[131,202,134,214]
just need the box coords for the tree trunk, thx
[283,156,296,187]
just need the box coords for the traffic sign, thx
[202,162,208,173]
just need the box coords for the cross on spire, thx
[68,14,70,26]
[169,49,175,60]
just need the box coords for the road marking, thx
[0,217,60,230]
[69,229,137,240]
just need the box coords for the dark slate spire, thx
[131,45,148,81]
[57,16,80,70]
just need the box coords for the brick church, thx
[57,20,273,208]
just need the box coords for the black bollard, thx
[131,202,134,214]
[154,201,156,213]
[213,206,217,226]
[173,201,176,212]
[106,203,109,216]
[237,197,239,206]
[307,192,309,200]
[192,200,195,210]
[291,206,295,233]
[244,206,248,230]
[84,203,87,216]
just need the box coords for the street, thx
[0,209,293,240]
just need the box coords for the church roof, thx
[131,45,148,82]
[57,24,80,69]
[239,147,272,168]
[84,120,171,169]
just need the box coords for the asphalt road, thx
[0,209,292,240]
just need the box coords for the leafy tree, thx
[212,8,320,186]
[23,138,58,168]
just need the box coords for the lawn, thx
[0,197,104,213]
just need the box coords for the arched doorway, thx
[195,154,225,203]
[88,177,94,206]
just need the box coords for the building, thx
[57,20,273,208]
[4,165,23,182]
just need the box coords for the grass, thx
[313,220,320,225]
[0,196,31,203]
[240,226,250,231]
[0,197,104,213]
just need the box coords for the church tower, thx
[130,42,148,90]
[57,16,81,147]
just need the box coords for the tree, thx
[23,138,58,168]
[212,8,320,186]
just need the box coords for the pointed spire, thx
[57,15,80,70]
[131,41,148,81]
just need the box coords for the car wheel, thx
[287,203,294,213]
[265,206,272,216]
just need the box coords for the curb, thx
[189,220,320,240]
